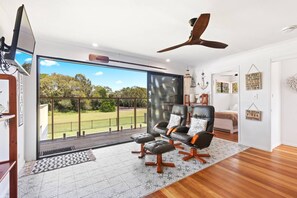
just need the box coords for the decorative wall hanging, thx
[286,74,297,91]
[197,71,209,90]
[190,77,196,88]
[232,82,238,93]
[18,73,24,126]
[246,64,262,90]
[216,82,229,93]
[184,68,192,95]
[190,72,197,88]
[246,102,262,121]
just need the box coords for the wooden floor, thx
[214,130,238,142]
[146,145,297,198]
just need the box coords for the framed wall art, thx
[232,82,238,93]
[246,103,262,121]
[246,64,262,90]
[216,82,229,93]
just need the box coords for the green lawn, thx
[47,108,147,139]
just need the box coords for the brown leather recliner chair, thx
[170,105,215,163]
[151,104,188,149]
[151,104,188,137]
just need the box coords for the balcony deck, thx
[40,128,147,157]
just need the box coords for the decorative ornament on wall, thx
[190,77,196,88]
[286,74,297,91]
[246,64,262,90]
[184,68,192,95]
[197,71,209,90]
[246,102,262,121]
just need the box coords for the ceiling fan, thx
[157,13,228,53]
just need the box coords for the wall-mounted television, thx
[4,4,35,76]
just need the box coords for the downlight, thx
[281,25,297,33]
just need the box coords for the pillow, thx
[231,104,238,111]
[187,118,208,137]
[166,114,181,129]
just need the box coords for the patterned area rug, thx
[17,138,248,198]
[20,149,96,176]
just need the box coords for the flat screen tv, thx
[4,4,35,76]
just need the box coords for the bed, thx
[214,110,238,134]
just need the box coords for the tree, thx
[99,99,116,112]
[40,73,147,112]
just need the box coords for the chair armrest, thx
[172,126,189,133]
[190,131,214,145]
[154,121,168,128]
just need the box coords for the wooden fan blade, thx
[191,13,210,40]
[157,41,189,53]
[199,39,228,49]
[89,54,110,63]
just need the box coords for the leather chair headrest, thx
[192,105,215,132]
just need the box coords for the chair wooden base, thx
[178,148,210,164]
[145,154,175,173]
[168,139,184,150]
[131,143,152,158]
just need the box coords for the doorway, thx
[211,70,239,142]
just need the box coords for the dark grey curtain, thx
[147,72,183,132]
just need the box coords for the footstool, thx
[131,133,155,158]
[144,140,175,173]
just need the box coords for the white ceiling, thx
[2,0,297,66]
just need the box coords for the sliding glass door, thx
[147,72,183,132]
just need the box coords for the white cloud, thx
[94,71,103,76]
[25,58,32,62]
[115,80,123,84]
[16,51,21,54]
[40,60,59,67]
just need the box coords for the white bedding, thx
[214,110,238,133]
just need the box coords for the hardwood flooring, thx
[214,130,238,142]
[146,145,297,198]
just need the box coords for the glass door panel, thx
[147,72,183,132]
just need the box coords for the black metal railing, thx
[40,96,147,140]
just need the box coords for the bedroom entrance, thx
[211,70,239,142]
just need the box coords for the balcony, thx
[39,96,147,157]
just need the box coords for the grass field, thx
[46,108,147,139]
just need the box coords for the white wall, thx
[194,37,297,151]
[271,62,281,149]
[280,58,297,147]
[40,104,48,141]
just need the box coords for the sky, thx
[39,58,147,91]
[15,49,33,66]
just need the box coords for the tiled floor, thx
[17,138,247,198]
